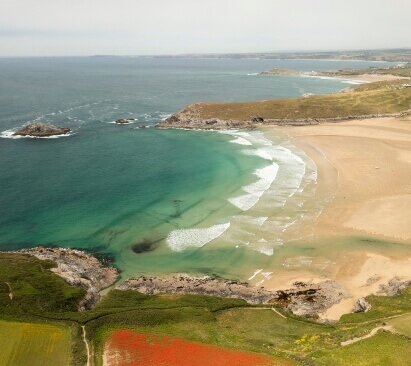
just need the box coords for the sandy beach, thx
[261,115,411,320]
[333,73,410,83]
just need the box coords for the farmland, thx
[2,245,411,365]
[0,320,71,366]
[103,330,289,366]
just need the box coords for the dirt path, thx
[344,311,411,326]
[341,325,396,346]
[271,307,287,319]
[5,282,12,300]
[0,280,12,300]
[82,325,91,366]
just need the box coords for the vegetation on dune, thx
[191,81,410,121]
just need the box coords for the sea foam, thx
[230,137,252,145]
[228,163,279,211]
[0,129,74,139]
[167,222,230,252]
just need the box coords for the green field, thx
[180,81,410,121]
[0,320,71,366]
[386,314,411,337]
[313,332,411,366]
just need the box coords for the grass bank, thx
[189,81,410,121]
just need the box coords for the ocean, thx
[0,57,392,280]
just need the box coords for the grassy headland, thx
[157,80,410,129]
[196,81,410,120]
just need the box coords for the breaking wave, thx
[167,223,231,252]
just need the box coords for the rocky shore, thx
[260,68,299,75]
[13,122,71,137]
[117,274,350,318]
[9,247,410,319]
[15,247,119,310]
[155,104,257,130]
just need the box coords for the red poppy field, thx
[103,330,290,366]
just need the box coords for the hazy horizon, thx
[1,0,410,57]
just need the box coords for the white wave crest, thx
[228,163,279,211]
[242,148,273,161]
[248,269,263,280]
[167,222,230,252]
[230,137,252,145]
[341,80,366,85]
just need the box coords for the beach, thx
[261,115,411,319]
[336,74,409,83]
[324,73,410,83]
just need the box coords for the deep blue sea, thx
[0,57,392,279]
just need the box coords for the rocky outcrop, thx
[378,277,411,296]
[260,68,299,75]
[272,280,350,317]
[354,297,371,313]
[156,105,256,130]
[117,275,350,317]
[117,275,272,304]
[14,122,71,137]
[115,119,131,124]
[15,247,118,310]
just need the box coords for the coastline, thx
[4,114,411,322]
[260,115,411,320]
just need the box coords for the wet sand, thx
[261,115,411,320]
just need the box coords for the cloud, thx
[0,0,410,56]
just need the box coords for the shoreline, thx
[260,115,411,320]
[11,115,410,321]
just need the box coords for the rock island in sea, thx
[13,122,71,137]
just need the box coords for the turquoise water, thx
[0,57,392,279]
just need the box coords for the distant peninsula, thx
[151,48,411,62]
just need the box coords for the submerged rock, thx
[132,237,162,254]
[14,122,71,137]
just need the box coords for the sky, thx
[0,0,410,56]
